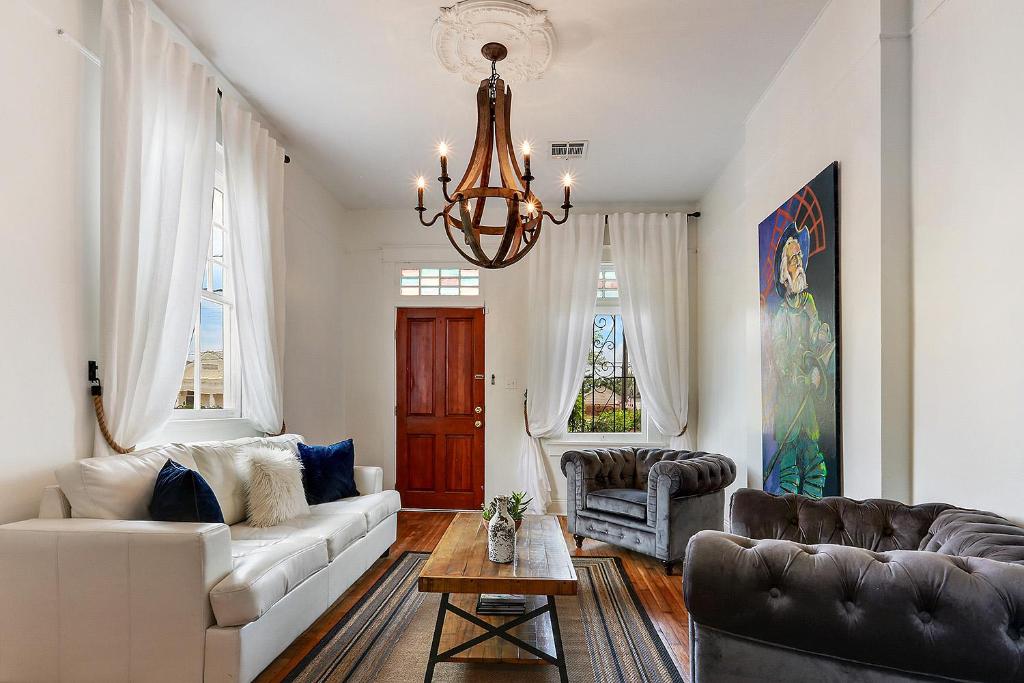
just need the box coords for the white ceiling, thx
[155,0,826,210]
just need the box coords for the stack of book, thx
[476,593,527,616]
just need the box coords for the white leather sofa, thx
[0,434,399,683]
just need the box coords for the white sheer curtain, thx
[609,212,694,450]
[221,97,287,434]
[521,214,604,512]
[96,0,218,454]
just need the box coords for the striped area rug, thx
[284,552,683,682]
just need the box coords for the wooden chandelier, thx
[415,42,573,269]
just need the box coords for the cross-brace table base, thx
[423,593,568,683]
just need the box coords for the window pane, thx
[440,268,460,277]
[213,189,224,226]
[460,287,479,296]
[461,277,479,287]
[440,287,459,296]
[440,277,459,286]
[401,268,419,277]
[199,300,225,409]
[211,227,225,258]
[421,277,440,287]
[421,268,440,277]
[604,290,619,298]
[400,287,419,296]
[421,287,439,296]
[460,269,478,277]
[176,333,196,409]
[209,262,225,293]
[568,313,642,433]
[401,277,419,287]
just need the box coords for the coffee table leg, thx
[424,593,449,682]
[547,595,569,683]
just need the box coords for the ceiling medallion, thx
[432,0,556,84]
[415,42,573,269]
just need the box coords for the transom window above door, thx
[400,266,480,296]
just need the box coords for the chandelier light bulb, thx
[437,141,449,158]
[521,141,532,156]
[562,173,574,188]
[416,176,426,189]
[526,200,537,216]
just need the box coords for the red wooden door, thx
[396,307,485,509]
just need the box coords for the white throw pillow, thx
[239,446,309,527]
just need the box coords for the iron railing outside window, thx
[568,314,642,433]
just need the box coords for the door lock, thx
[474,406,482,414]
[474,420,482,428]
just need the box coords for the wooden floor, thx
[255,511,691,682]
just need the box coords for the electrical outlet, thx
[504,378,518,390]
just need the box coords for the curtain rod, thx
[217,89,291,164]
[601,211,701,223]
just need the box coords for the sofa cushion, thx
[55,446,200,520]
[298,439,359,504]
[230,511,367,560]
[310,490,401,531]
[148,459,224,523]
[191,434,302,525]
[209,536,327,626]
[586,488,648,521]
[920,509,1024,565]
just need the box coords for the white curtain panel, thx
[521,214,604,512]
[609,213,694,450]
[221,97,287,434]
[96,0,218,454]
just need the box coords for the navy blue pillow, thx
[149,459,224,523]
[298,439,359,504]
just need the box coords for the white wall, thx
[0,0,350,522]
[0,0,101,523]
[911,0,1024,519]
[696,0,913,501]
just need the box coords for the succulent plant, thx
[481,490,533,522]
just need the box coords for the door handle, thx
[474,421,482,428]
[475,406,482,414]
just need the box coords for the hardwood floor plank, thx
[254,511,691,682]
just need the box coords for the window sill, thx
[139,416,258,448]
[544,435,668,449]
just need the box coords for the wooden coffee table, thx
[418,513,577,682]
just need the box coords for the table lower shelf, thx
[438,594,554,664]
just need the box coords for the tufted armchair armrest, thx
[730,487,952,551]
[646,454,736,528]
[684,530,1024,682]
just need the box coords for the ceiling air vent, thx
[549,140,588,160]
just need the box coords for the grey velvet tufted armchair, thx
[685,488,1024,682]
[559,448,736,574]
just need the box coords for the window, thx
[567,264,642,433]
[400,266,480,296]
[176,144,238,415]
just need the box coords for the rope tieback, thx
[92,394,135,454]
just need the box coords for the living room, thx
[2,0,1022,681]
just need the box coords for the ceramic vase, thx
[487,495,516,563]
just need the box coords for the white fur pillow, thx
[238,446,309,527]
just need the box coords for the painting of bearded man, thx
[758,163,841,498]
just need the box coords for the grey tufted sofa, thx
[685,488,1024,682]
[560,448,736,574]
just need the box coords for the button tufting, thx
[1010,628,1021,641]
[769,588,781,599]
[919,611,933,624]
[789,518,799,525]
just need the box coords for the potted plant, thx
[482,491,533,532]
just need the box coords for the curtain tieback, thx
[522,394,533,437]
[268,421,287,437]
[676,423,688,437]
[91,393,135,454]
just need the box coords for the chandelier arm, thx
[418,209,445,227]
[542,208,571,225]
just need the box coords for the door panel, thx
[397,307,485,509]
[445,318,474,416]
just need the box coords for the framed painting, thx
[758,162,840,498]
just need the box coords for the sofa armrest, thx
[0,519,232,682]
[38,484,71,519]
[647,454,735,528]
[684,531,1024,682]
[354,465,383,494]
[560,450,609,514]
